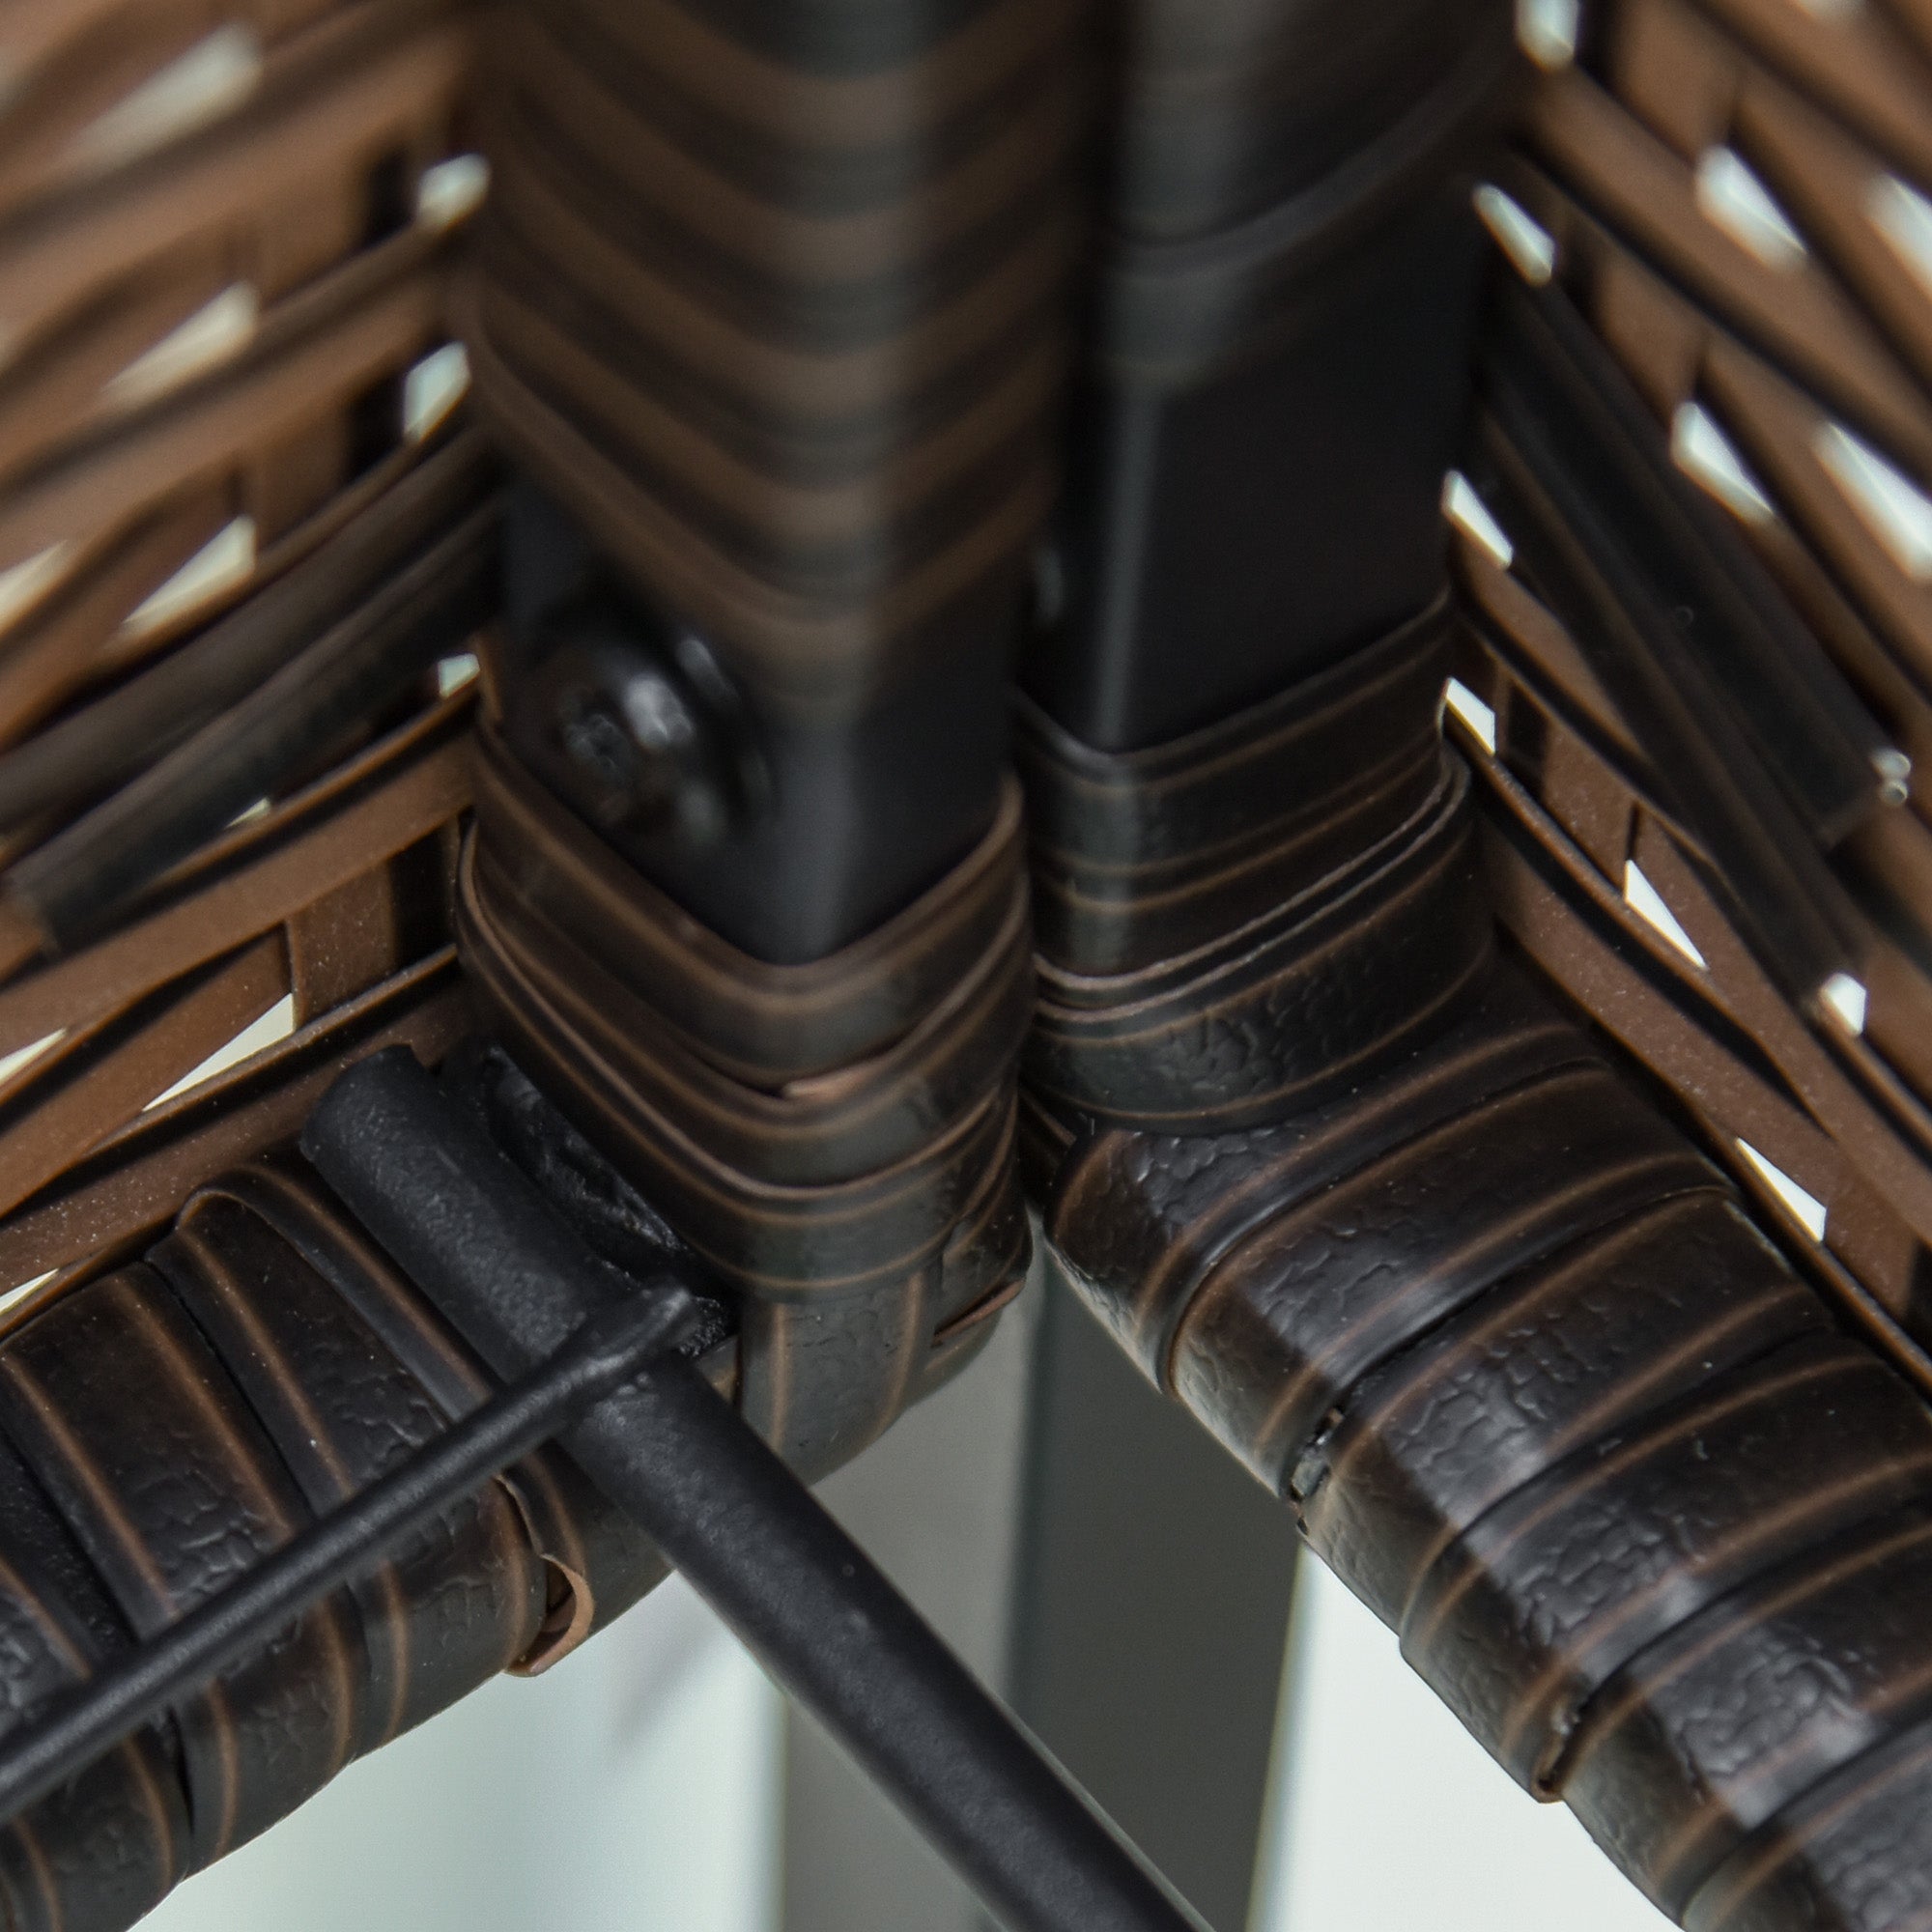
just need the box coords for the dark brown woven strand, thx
[1018,602,1492,1135]
[0,0,478,761]
[0,0,495,1299]
[1450,0,1932,1367]
[458,729,1033,1477]
[1041,950,1932,1930]
[0,1151,672,1932]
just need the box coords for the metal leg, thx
[1005,1256,1298,1932]
[781,1265,1044,1932]
[778,1239,1296,1932]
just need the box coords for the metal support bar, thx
[1006,1258,1298,1932]
[781,1272,1042,1932]
[303,1047,1212,1932]
[0,1285,697,1830]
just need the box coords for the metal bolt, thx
[531,595,763,848]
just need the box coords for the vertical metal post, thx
[1004,1258,1299,1932]
[777,1242,1297,1932]
[781,1267,1044,1932]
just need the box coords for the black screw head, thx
[528,591,763,848]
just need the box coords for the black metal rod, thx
[580,1360,1212,1932]
[0,1286,695,1830]
[303,1049,1211,1932]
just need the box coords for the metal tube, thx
[303,1048,1211,1932]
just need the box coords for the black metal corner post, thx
[999,8,1523,1924]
